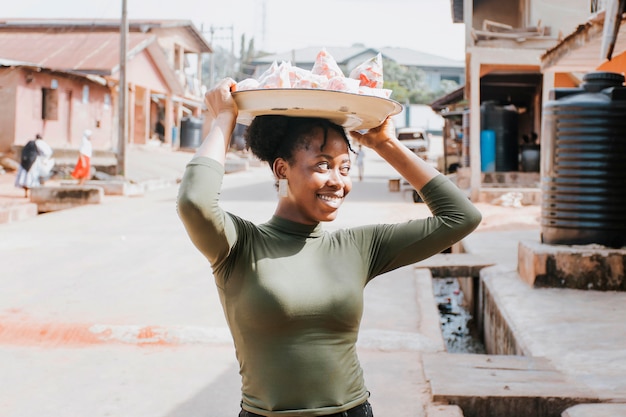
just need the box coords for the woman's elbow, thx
[459,206,482,236]
[176,189,205,225]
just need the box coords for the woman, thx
[14,134,54,197]
[177,78,482,417]
[71,129,93,184]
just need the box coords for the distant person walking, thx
[14,134,54,197]
[71,129,93,185]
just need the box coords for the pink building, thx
[0,20,211,154]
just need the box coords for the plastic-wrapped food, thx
[326,76,360,94]
[357,86,392,99]
[290,66,328,89]
[257,61,292,88]
[349,53,384,89]
[234,78,260,91]
[234,49,391,99]
[311,48,345,79]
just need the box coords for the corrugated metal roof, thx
[0,32,154,75]
[252,45,464,69]
[252,46,375,65]
[540,12,626,72]
[379,47,464,69]
[0,18,212,53]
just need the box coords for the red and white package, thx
[290,66,328,89]
[349,53,384,89]
[257,61,292,88]
[311,48,345,79]
[326,76,360,94]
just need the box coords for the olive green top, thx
[177,157,481,416]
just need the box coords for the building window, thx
[104,93,111,109]
[42,88,59,120]
[82,85,90,103]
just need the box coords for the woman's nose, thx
[327,169,344,186]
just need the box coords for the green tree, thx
[383,58,459,105]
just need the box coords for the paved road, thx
[0,145,542,417]
[0,148,436,417]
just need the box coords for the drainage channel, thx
[432,277,485,354]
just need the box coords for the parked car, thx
[396,127,429,160]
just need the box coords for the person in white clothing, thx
[71,129,93,184]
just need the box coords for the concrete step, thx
[415,253,495,278]
[518,240,626,291]
[427,404,465,417]
[562,404,626,417]
[479,187,541,206]
[0,202,38,224]
[422,352,598,417]
[30,185,104,213]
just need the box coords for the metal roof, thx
[0,18,212,53]
[0,31,154,75]
[252,46,464,69]
[541,11,626,72]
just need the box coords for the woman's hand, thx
[205,77,238,121]
[349,117,396,150]
[194,78,239,163]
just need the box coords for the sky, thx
[2,0,466,60]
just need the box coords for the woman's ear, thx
[272,158,288,179]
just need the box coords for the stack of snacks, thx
[235,48,391,99]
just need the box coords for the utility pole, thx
[206,25,235,84]
[117,0,128,176]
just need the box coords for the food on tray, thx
[235,48,392,99]
[349,53,384,89]
[311,48,345,79]
[257,61,291,89]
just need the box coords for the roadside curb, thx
[0,201,38,224]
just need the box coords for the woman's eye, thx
[317,162,330,170]
[340,165,351,174]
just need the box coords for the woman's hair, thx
[244,116,353,166]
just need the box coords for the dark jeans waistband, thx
[239,400,373,417]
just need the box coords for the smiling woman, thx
[176,78,482,417]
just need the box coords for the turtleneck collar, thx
[265,215,324,238]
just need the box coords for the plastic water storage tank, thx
[541,71,626,248]
[480,130,496,172]
[179,116,203,149]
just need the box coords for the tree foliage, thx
[382,58,459,105]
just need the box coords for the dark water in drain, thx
[433,278,486,354]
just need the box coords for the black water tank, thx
[481,101,519,171]
[541,71,626,248]
[180,116,203,149]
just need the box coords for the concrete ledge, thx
[30,185,104,213]
[481,171,540,187]
[423,352,599,417]
[479,187,541,206]
[427,404,465,417]
[518,240,626,291]
[0,202,38,224]
[563,403,626,417]
[61,180,145,196]
[416,253,495,278]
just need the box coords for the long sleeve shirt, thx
[177,156,481,416]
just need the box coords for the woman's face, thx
[276,127,352,224]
